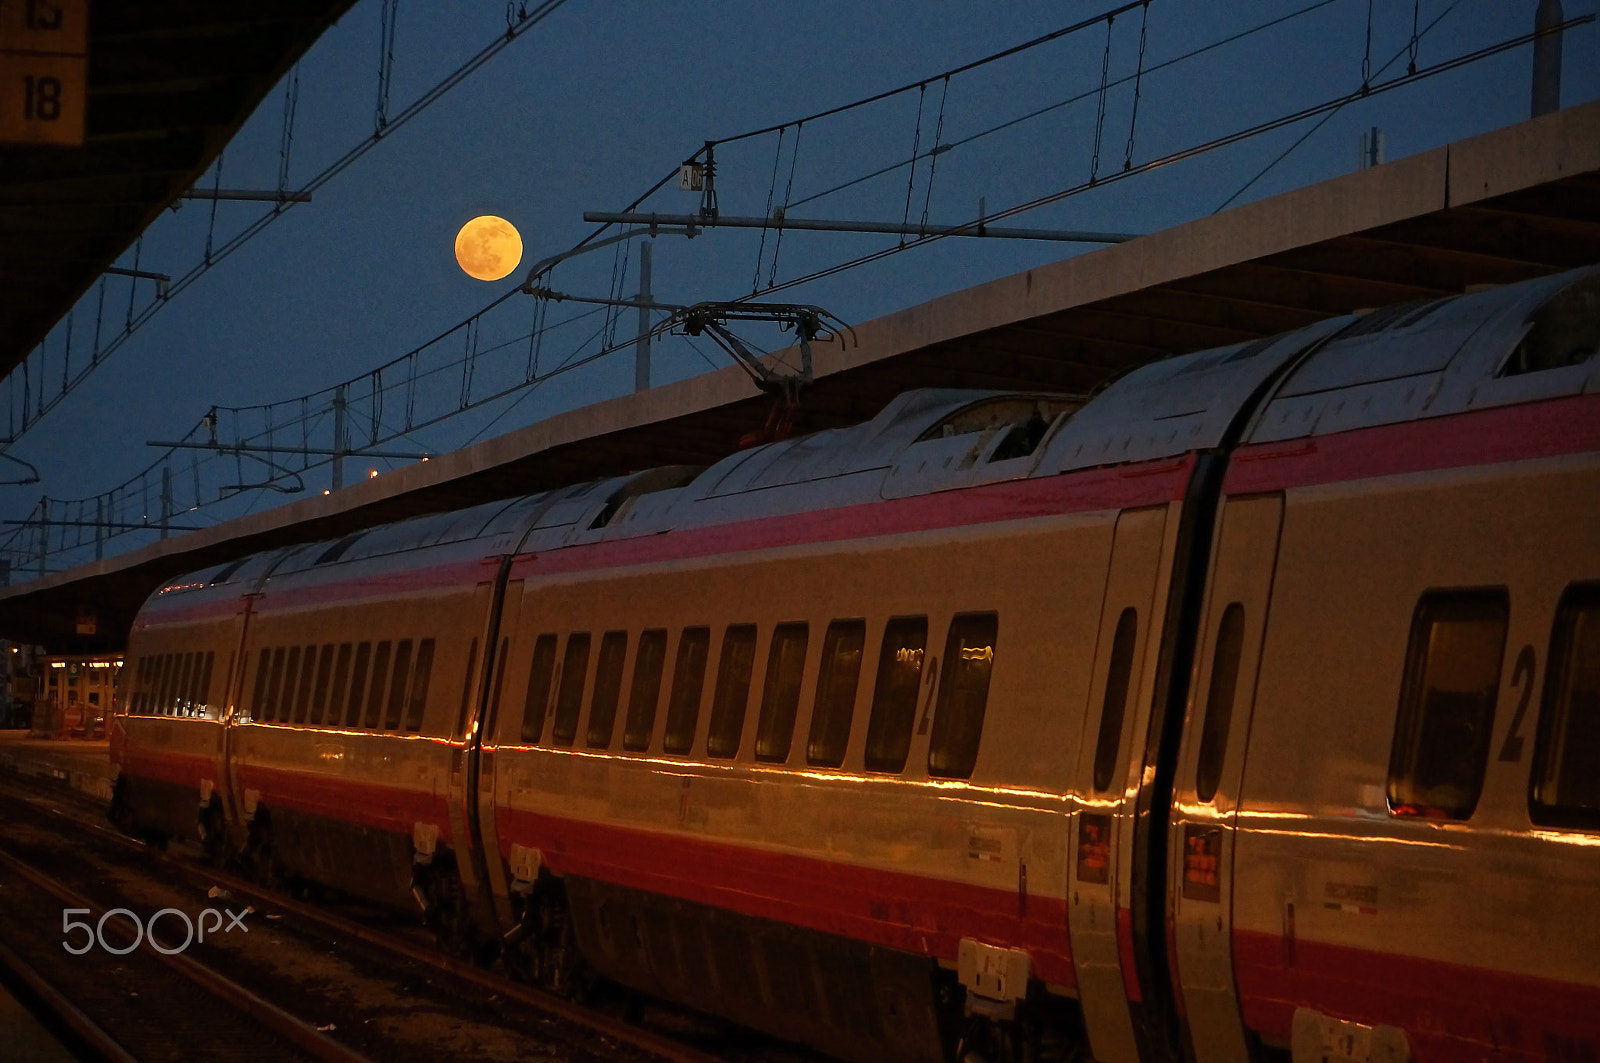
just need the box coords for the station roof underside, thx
[4,100,1598,652]
[0,0,360,377]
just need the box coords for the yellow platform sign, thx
[0,0,88,146]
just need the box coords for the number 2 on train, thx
[1496,644,1536,763]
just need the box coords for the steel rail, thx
[0,937,141,1063]
[0,778,723,1063]
[0,844,377,1063]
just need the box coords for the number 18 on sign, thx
[1,0,88,146]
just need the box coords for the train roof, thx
[140,266,1599,611]
[1246,265,1600,443]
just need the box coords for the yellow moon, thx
[454,215,523,281]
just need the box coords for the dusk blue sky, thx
[5,1,1596,571]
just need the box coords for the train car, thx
[1167,269,1600,1063]
[111,548,289,855]
[108,265,1600,1063]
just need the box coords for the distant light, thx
[322,489,330,495]
[369,469,378,478]
[421,456,429,462]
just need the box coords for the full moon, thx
[454,215,523,281]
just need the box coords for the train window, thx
[176,653,194,715]
[308,645,335,726]
[279,646,301,722]
[264,647,286,722]
[1499,272,1599,376]
[707,625,758,759]
[664,627,710,755]
[520,634,558,743]
[623,629,668,751]
[482,638,509,743]
[143,655,159,714]
[146,655,160,714]
[1530,584,1600,830]
[191,651,209,715]
[1195,604,1245,803]
[864,617,928,774]
[587,632,628,749]
[1093,609,1139,793]
[1387,590,1508,820]
[364,641,391,729]
[384,640,413,730]
[177,652,194,715]
[292,645,318,724]
[551,634,591,745]
[345,643,371,727]
[166,653,181,715]
[808,620,866,768]
[184,653,203,715]
[406,639,435,733]
[329,644,353,728]
[928,613,999,779]
[454,638,478,739]
[167,653,188,715]
[156,655,169,714]
[153,653,174,715]
[196,652,215,719]
[755,623,809,763]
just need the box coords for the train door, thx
[476,578,524,926]
[1168,492,1283,1063]
[1068,505,1172,1063]
[221,594,262,830]
[444,575,505,936]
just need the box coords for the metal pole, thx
[332,385,347,491]
[1533,0,1564,116]
[36,497,47,576]
[635,241,653,392]
[94,497,103,561]
[160,466,172,540]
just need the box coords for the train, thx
[108,264,1600,1063]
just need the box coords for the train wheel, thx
[198,800,232,866]
[413,857,479,960]
[242,809,281,890]
[504,879,591,1000]
[108,778,134,834]
[531,889,589,998]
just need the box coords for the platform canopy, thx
[0,0,361,377]
[2,101,1597,652]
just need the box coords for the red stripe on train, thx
[1234,927,1600,1061]
[495,804,1077,988]
[231,758,455,845]
[118,742,218,791]
[140,458,1192,621]
[518,456,1193,581]
[1224,392,1600,495]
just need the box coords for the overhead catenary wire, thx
[2,0,1572,573]
[0,0,571,453]
[1213,0,1464,213]
[742,17,1586,303]
[785,0,1344,212]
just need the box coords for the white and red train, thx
[109,266,1600,1063]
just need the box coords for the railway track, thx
[0,771,815,1063]
[0,843,369,1063]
